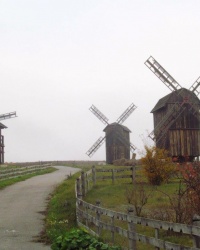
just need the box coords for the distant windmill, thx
[86,103,137,164]
[0,111,17,164]
[145,56,200,162]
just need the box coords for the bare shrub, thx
[125,183,152,216]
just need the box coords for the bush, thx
[141,146,176,185]
[51,228,121,250]
[179,162,200,218]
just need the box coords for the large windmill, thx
[86,103,137,164]
[0,111,17,164]
[145,56,200,162]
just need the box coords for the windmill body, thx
[86,104,137,164]
[151,88,200,162]
[145,56,200,162]
[0,111,17,164]
[103,123,131,164]
[0,123,7,164]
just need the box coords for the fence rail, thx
[75,166,200,250]
[0,164,52,181]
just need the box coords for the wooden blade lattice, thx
[0,111,17,121]
[189,77,200,97]
[116,103,137,124]
[86,137,106,157]
[89,105,109,125]
[145,56,182,91]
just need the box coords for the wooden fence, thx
[0,163,52,181]
[75,166,200,250]
[76,166,135,197]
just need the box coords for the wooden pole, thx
[128,207,137,250]
[132,166,136,184]
[155,228,160,250]
[96,200,101,236]
[92,165,96,185]
[111,216,115,244]
[193,214,200,248]
[76,178,82,199]
[85,173,89,194]
[112,169,115,184]
[81,171,86,197]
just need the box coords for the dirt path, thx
[0,166,80,250]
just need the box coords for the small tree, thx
[141,146,176,185]
[125,183,152,216]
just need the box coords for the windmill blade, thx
[145,56,182,92]
[86,136,106,157]
[0,111,17,121]
[89,105,109,125]
[177,88,200,121]
[130,142,137,153]
[188,103,200,122]
[189,76,200,97]
[149,103,185,142]
[116,103,137,124]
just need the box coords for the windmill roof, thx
[151,88,200,113]
[103,122,131,133]
[0,123,7,129]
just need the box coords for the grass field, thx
[40,163,195,249]
[83,165,193,250]
[0,167,57,190]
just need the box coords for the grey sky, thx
[0,0,200,162]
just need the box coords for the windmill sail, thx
[189,77,200,97]
[145,56,182,91]
[116,103,137,124]
[89,105,109,125]
[0,112,17,121]
[86,136,106,157]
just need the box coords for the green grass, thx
[0,167,57,190]
[43,171,81,244]
[83,165,193,250]
[41,164,193,249]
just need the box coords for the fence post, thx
[132,166,136,184]
[155,228,160,250]
[92,165,96,185]
[76,178,82,199]
[112,169,115,184]
[76,178,83,226]
[85,173,89,194]
[193,214,200,248]
[85,204,89,228]
[81,171,86,197]
[96,200,101,236]
[111,216,115,244]
[128,207,137,250]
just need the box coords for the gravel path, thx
[0,166,80,250]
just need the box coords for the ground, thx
[0,166,80,250]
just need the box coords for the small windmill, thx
[86,103,137,164]
[145,56,200,162]
[0,111,17,164]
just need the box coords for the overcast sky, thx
[0,0,200,162]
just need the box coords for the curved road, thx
[0,166,80,250]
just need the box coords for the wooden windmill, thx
[86,103,137,164]
[0,111,17,164]
[145,56,200,162]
